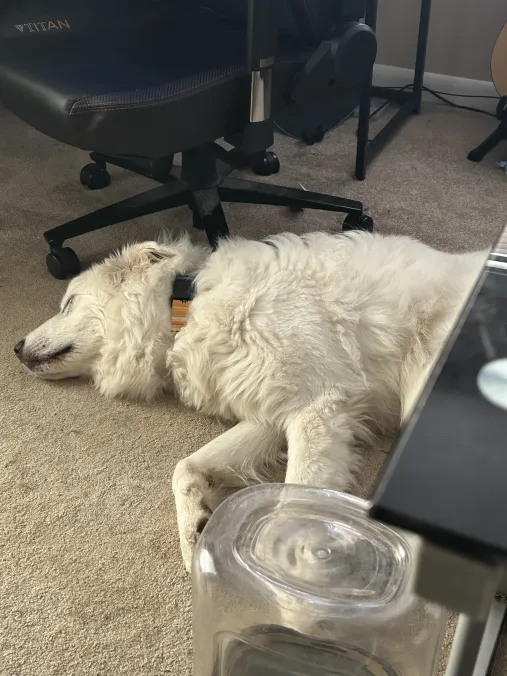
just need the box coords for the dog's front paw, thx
[178,504,212,573]
[172,458,216,572]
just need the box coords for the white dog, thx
[16,232,486,570]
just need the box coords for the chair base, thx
[43,151,371,279]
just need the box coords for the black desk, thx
[371,232,507,563]
[371,229,507,676]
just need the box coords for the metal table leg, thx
[444,601,507,676]
[355,0,432,180]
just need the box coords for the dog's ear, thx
[143,244,177,264]
[124,242,176,268]
[103,235,205,286]
[104,242,177,284]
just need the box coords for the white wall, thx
[376,0,505,81]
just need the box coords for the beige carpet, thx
[0,101,506,676]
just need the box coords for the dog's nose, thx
[14,339,25,358]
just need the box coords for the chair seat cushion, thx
[0,7,252,158]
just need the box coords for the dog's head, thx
[15,237,205,399]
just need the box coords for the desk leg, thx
[444,601,507,676]
[413,0,432,114]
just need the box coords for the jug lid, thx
[205,484,414,617]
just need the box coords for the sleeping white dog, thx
[15,231,486,570]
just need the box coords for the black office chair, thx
[0,0,377,279]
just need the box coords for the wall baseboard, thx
[373,64,498,114]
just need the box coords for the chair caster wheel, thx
[343,213,374,232]
[252,151,280,176]
[467,149,483,163]
[301,125,325,145]
[46,247,81,279]
[80,162,111,190]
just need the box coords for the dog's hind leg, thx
[172,421,284,572]
[284,398,367,492]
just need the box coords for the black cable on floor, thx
[370,83,498,119]
[426,89,499,99]
[422,86,497,117]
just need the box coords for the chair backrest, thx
[0,0,176,41]
[199,0,366,44]
[1,1,366,44]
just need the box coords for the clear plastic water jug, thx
[192,484,446,676]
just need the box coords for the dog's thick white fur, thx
[18,232,486,570]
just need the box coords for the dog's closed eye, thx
[61,295,76,315]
